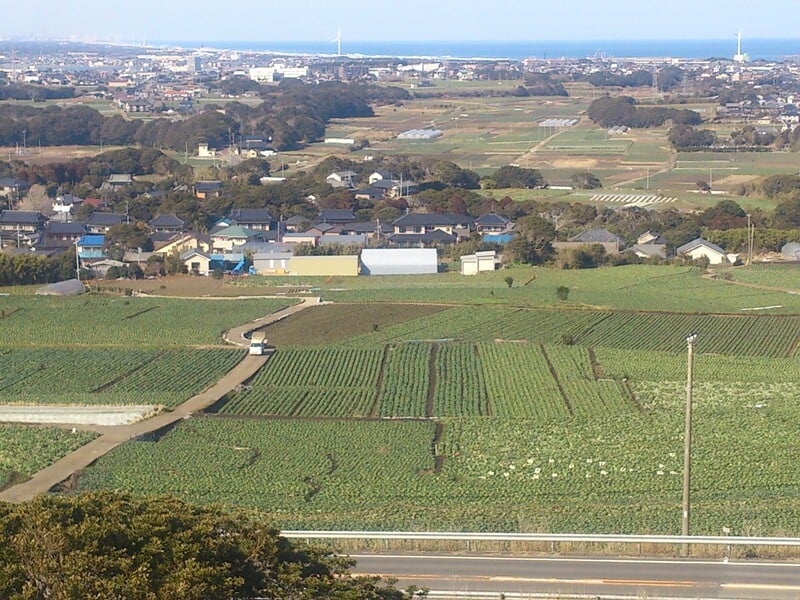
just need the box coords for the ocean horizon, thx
[156,38,800,61]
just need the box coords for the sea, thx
[158,39,800,61]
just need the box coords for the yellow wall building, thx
[288,255,360,277]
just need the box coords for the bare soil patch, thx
[262,302,449,347]
[96,275,309,298]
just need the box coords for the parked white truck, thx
[248,332,267,355]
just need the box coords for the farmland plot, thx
[479,343,569,418]
[220,348,383,417]
[0,348,245,408]
[0,425,97,489]
[378,343,431,417]
[433,343,489,416]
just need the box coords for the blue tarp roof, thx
[78,234,105,246]
[483,234,513,244]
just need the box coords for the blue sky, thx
[1,0,797,42]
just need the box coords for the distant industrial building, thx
[397,129,443,140]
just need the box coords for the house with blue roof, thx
[77,234,106,259]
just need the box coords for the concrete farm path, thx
[0,298,320,503]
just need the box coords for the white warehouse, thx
[360,248,438,275]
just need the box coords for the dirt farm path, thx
[701,269,800,295]
[0,298,319,504]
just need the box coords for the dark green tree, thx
[0,492,412,600]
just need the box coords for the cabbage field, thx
[0,425,97,490]
[0,296,292,347]
[75,384,800,533]
[0,348,245,407]
[5,268,800,536]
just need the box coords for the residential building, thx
[52,194,84,219]
[0,211,48,247]
[228,208,273,231]
[475,214,511,234]
[676,238,732,265]
[149,214,185,234]
[326,170,359,189]
[392,213,473,236]
[37,221,86,251]
[154,232,211,257]
[319,208,356,224]
[85,212,125,233]
[211,225,262,252]
[368,170,393,185]
[552,228,623,255]
[0,178,30,201]
[76,234,106,259]
[194,181,223,199]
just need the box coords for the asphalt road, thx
[350,553,800,599]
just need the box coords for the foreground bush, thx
[0,491,410,599]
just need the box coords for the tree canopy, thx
[0,492,412,600]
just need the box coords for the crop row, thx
[378,343,430,417]
[433,343,489,416]
[222,343,641,420]
[544,346,633,418]
[250,348,383,389]
[479,344,570,419]
[576,312,800,357]
[220,387,375,418]
[342,305,800,358]
[595,347,800,383]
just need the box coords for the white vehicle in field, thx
[248,332,267,355]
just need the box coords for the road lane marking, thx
[358,573,698,587]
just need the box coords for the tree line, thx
[0,81,409,151]
[587,96,702,128]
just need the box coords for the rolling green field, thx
[4,265,798,537]
[235,265,800,314]
[0,296,292,347]
[1,425,97,490]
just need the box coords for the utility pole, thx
[682,333,698,556]
[75,240,81,282]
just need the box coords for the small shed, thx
[37,279,86,296]
[253,251,292,275]
[360,248,438,275]
[460,250,499,275]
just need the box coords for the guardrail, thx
[281,530,800,547]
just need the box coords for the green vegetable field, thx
[0,348,245,407]
[0,296,292,347]
[0,425,97,489]
[4,267,800,536]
